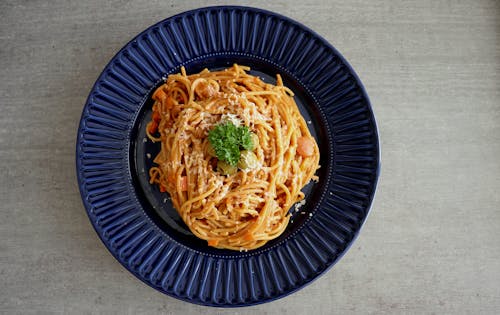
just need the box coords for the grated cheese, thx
[294,199,306,212]
[221,113,242,126]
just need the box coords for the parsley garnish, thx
[208,122,253,166]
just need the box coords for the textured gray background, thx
[1,0,499,314]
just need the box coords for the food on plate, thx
[146,64,319,250]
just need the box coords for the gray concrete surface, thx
[1,0,499,314]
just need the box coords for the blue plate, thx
[76,6,380,307]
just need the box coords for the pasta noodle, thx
[146,64,319,250]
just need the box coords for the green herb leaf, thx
[208,122,254,166]
[239,127,253,151]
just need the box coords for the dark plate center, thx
[130,54,329,256]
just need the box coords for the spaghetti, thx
[146,64,320,250]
